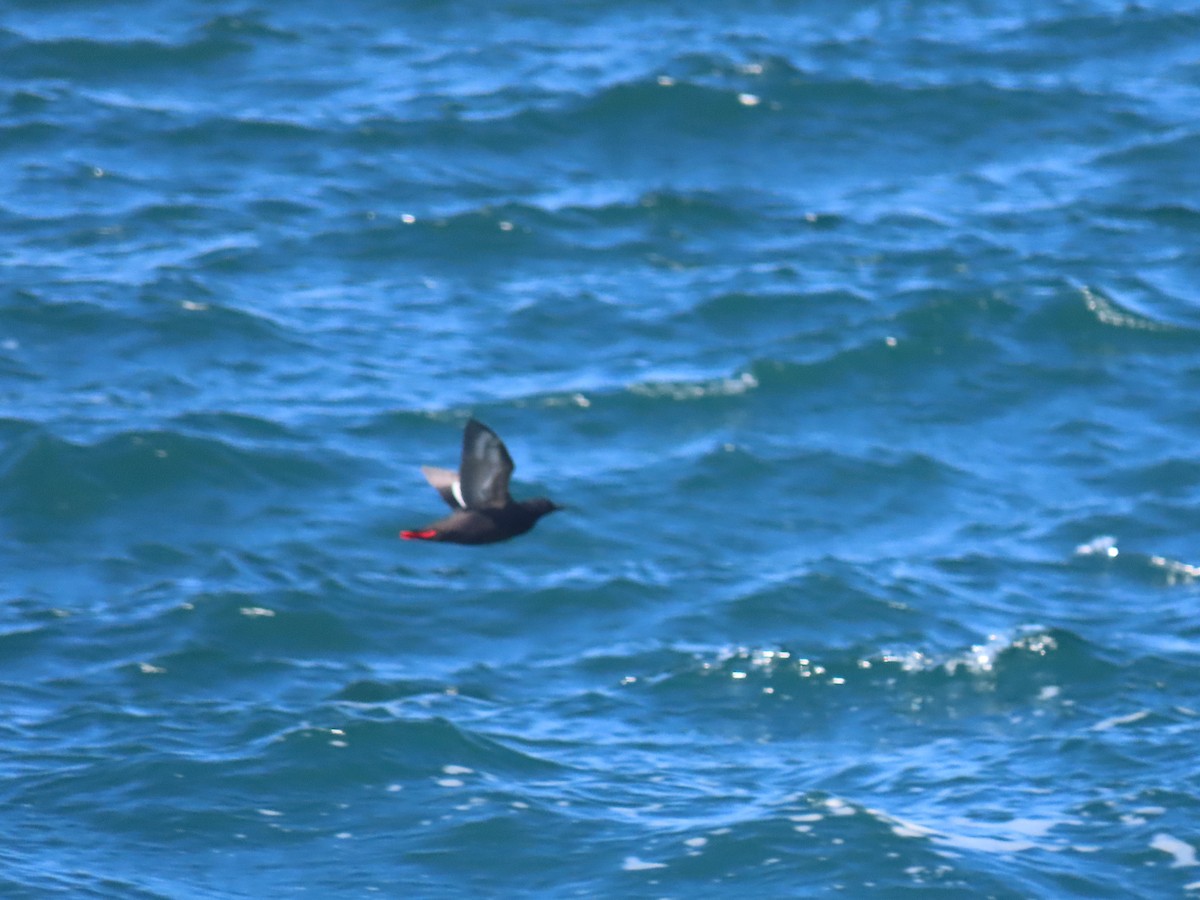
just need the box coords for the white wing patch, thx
[451,479,466,509]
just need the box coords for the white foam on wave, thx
[1152,833,1198,868]
[869,806,1071,855]
[629,370,758,401]
[1150,555,1200,584]
[622,856,667,871]
[877,631,1056,678]
[1091,709,1150,732]
[1074,535,1119,557]
[1080,286,1176,332]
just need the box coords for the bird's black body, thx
[400,419,561,545]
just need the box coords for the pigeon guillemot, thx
[400,418,562,545]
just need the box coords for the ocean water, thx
[3,0,1200,895]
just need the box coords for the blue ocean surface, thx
[3,0,1200,896]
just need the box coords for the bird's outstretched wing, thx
[421,466,465,509]
[458,419,514,509]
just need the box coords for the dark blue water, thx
[4,1,1200,896]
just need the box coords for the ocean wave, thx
[635,627,1113,723]
[162,115,328,153]
[692,287,868,333]
[743,322,1001,400]
[0,426,338,521]
[0,14,296,81]
[1094,129,1200,175]
[365,53,1123,153]
[1070,285,1191,334]
[308,187,772,269]
[2,30,245,82]
[647,627,1192,743]
[628,371,759,402]
[0,118,59,148]
[271,715,565,783]
[0,287,299,357]
[335,677,482,705]
[1073,535,1200,587]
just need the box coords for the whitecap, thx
[622,856,667,871]
[1074,535,1119,558]
[1150,555,1200,584]
[629,370,758,401]
[1080,286,1176,332]
[1091,709,1151,732]
[1152,833,1198,868]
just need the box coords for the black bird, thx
[400,418,562,545]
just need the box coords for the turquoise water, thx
[4,1,1200,896]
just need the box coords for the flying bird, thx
[400,418,562,545]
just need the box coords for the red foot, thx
[400,529,439,541]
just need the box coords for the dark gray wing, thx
[458,419,514,509]
[421,466,465,509]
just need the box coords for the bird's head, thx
[524,497,564,519]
